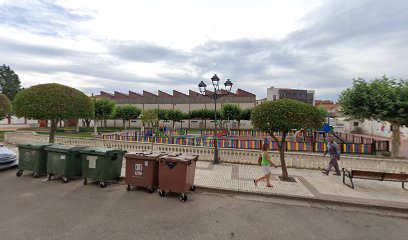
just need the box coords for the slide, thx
[330,131,348,143]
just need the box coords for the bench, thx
[342,168,407,190]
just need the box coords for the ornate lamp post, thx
[198,74,233,164]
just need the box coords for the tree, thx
[13,83,94,143]
[0,94,12,120]
[114,105,142,130]
[141,109,159,151]
[94,98,116,134]
[251,99,324,181]
[168,109,185,129]
[221,104,242,132]
[339,76,408,157]
[0,65,22,100]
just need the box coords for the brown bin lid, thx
[159,153,199,163]
[124,151,166,160]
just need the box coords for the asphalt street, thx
[1,167,407,240]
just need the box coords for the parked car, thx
[0,145,17,170]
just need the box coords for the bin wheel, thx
[180,194,188,202]
[16,170,23,177]
[100,182,107,188]
[33,173,40,178]
[159,190,166,197]
[47,174,52,181]
[126,184,131,191]
[148,188,155,193]
[189,185,196,192]
[83,178,88,185]
[62,177,69,183]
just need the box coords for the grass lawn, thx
[36,131,95,138]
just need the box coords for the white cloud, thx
[0,0,407,101]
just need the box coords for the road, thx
[1,167,407,240]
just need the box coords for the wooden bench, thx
[342,168,407,190]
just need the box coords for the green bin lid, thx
[44,144,85,153]
[79,147,126,156]
[18,143,53,150]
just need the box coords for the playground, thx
[102,123,390,155]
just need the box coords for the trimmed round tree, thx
[220,103,242,132]
[251,99,324,181]
[114,105,142,129]
[0,93,12,120]
[13,83,94,143]
[94,98,116,134]
[168,109,185,130]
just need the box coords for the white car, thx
[0,145,17,170]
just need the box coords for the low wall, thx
[5,131,408,173]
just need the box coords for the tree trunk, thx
[49,119,58,143]
[76,119,80,133]
[238,120,241,136]
[270,132,289,181]
[94,119,98,135]
[123,119,127,130]
[391,123,400,157]
[172,120,175,130]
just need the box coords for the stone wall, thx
[5,132,408,173]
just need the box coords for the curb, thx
[196,185,408,213]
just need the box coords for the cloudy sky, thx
[0,0,407,100]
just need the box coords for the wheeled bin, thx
[45,144,85,183]
[79,147,126,188]
[16,143,52,178]
[158,154,199,201]
[124,151,166,192]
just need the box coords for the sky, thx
[0,0,407,101]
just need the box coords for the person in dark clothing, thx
[322,137,341,176]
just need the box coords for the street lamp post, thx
[198,74,233,164]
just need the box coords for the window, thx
[353,122,359,126]
[273,95,276,100]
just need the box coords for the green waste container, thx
[79,147,126,188]
[16,143,52,178]
[45,144,85,183]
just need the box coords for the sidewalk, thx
[188,162,408,210]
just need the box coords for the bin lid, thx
[79,147,126,156]
[159,153,199,163]
[124,151,166,160]
[18,143,53,150]
[44,144,85,153]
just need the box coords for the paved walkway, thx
[190,162,408,210]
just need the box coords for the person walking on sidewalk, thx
[322,137,341,176]
[254,143,278,187]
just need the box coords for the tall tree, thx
[114,105,142,130]
[13,83,94,143]
[251,99,324,181]
[0,93,12,120]
[339,76,408,157]
[94,98,116,134]
[0,65,22,100]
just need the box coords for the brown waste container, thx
[158,153,198,202]
[124,151,166,193]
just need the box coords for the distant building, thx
[97,89,256,112]
[256,98,267,105]
[266,87,315,105]
[315,100,340,117]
